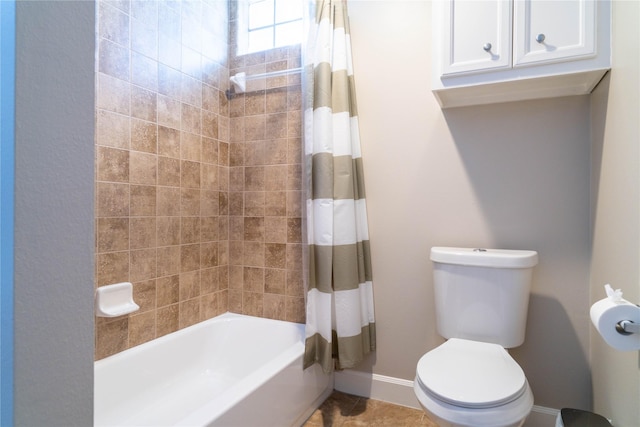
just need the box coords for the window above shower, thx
[236,0,304,55]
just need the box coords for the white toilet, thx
[414,247,538,427]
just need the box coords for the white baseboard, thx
[334,369,559,426]
[334,369,421,409]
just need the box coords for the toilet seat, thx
[416,339,527,409]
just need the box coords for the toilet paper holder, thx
[602,284,640,335]
[615,319,640,335]
[591,285,640,351]
[602,284,640,336]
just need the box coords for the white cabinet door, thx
[513,0,596,67]
[441,0,512,76]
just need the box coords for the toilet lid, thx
[416,339,527,409]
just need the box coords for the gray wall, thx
[349,0,593,411]
[14,2,95,425]
[589,1,640,425]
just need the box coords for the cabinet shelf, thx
[432,0,610,108]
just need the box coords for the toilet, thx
[414,247,538,427]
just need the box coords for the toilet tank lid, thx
[430,247,538,268]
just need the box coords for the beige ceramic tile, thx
[283,296,304,323]
[286,268,304,297]
[263,293,285,320]
[245,140,265,166]
[130,217,156,249]
[242,291,263,317]
[131,85,157,122]
[158,156,181,186]
[243,217,264,241]
[129,151,157,185]
[156,304,179,337]
[158,126,181,158]
[156,246,180,277]
[97,109,130,149]
[243,241,264,267]
[130,248,157,282]
[179,270,200,300]
[97,182,130,217]
[265,243,286,269]
[200,196,217,218]
[200,292,219,320]
[243,267,264,293]
[95,317,129,360]
[181,103,201,135]
[98,146,130,182]
[179,298,200,328]
[201,216,219,242]
[156,186,181,216]
[266,112,287,139]
[201,138,218,164]
[181,217,201,244]
[265,139,288,164]
[99,38,130,81]
[287,217,302,243]
[128,310,156,347]
[130,185,156,216]
[97,217,129,253]
[202,110,218,139]
[180,244,200,272]
[181,160,201,188]
[158,95,182,129]
[131,52,158,91]
[200,241,218,268]
[228,265,243,289]
[200,267,219,294]
[96,251,129,287]
[98,2,129,46]
[131,118,157,153]
[264,216,287,243]
[180,188,201,216]
[97,72,131,115]
[264,268,286,295]
[157,274,179,307]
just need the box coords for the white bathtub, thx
[95,312,333,427]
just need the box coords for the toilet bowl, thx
[415,247,539,427]
[414,339,533,427]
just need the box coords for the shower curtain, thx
[303,0,376,374]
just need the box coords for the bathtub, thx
[95,312,333,427]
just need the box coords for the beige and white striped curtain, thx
[303,0,376,374]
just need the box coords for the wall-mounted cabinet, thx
[432,0,610,108]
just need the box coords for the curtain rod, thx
[226,67,303,98]
[242,67,303,81]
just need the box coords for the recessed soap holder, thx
[95,282,140,317]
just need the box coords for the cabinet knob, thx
[483,43,492,52]
[535,33,546,43]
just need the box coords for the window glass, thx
[249,0,274,29]
[242,0,303,54]
[275,0,302,23]
[275,20,302,47]
[248,27,275,53]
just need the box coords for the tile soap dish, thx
[95,282,140,317]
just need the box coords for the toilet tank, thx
[430,247,538,348]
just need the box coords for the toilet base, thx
[414,378,534,427]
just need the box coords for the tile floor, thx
[302,391,439,426]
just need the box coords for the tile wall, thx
[95,0,230,359]
[95,0,305,359]
[226,45,305,323]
